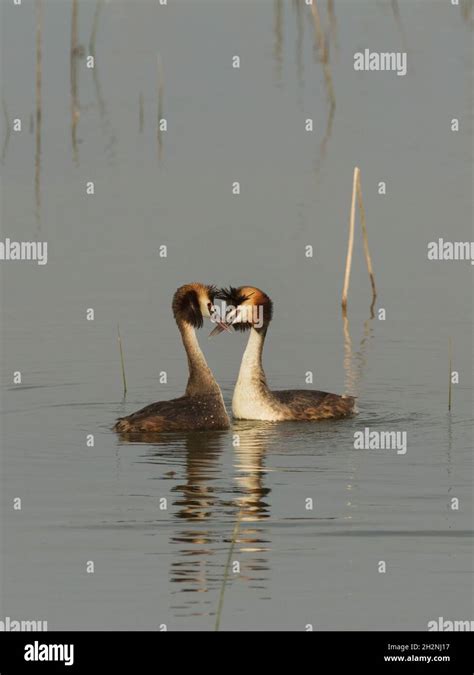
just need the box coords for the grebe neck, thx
[237,326,269,389]
[232,325,279,421]
[179,320,220,396]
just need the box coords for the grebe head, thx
[212,286,273,335]
[172,283,218,329]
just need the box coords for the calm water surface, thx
[0,0,472,630]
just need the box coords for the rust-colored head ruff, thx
[172,283,217,328]
[216,286,273,331]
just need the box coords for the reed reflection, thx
[309,0,336,172]
[89,0,117,164]
[390,1,409,56]
[461,0,473,24]
[342,305,376,398]
[292,0,304,89]
[70,0,81,166]
[327,0,338,51]
[273,0,284,86]
[342,305,376,533]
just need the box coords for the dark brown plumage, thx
[114,283,230,434]
[271,390,355,420]
[217,286,273,331]
[114,393,229,433]
[172,283,216,329]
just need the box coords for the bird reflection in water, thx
[122,423,274,620]
[166,426,272,606]
[167,431,225,610]
[227,422,273,595]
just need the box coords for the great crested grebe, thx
[114,283,230,433]
[212,286,355,422]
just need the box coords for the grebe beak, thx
[208,322,232,338]
[207,303,233,337]
[208,306,242,338]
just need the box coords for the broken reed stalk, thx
[448,338,452,412]
[273,0,283,83]
[117,325,127,397]
[356,172,377,307]
[342,167,377,311]
[214,509,242,632]
[341,167,359,311]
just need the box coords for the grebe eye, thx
[207,302,212,312]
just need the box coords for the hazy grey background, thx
[0,0,472,630]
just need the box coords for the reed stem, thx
[117,324,127,397]
[342,166,359,311]
[356,172,377,307]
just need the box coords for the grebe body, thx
[114,283,230,434]
[215,286,355,422]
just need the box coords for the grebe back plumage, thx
[214,286,355,422]
[114,283,230,434]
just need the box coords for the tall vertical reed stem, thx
[342,166,359,311]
